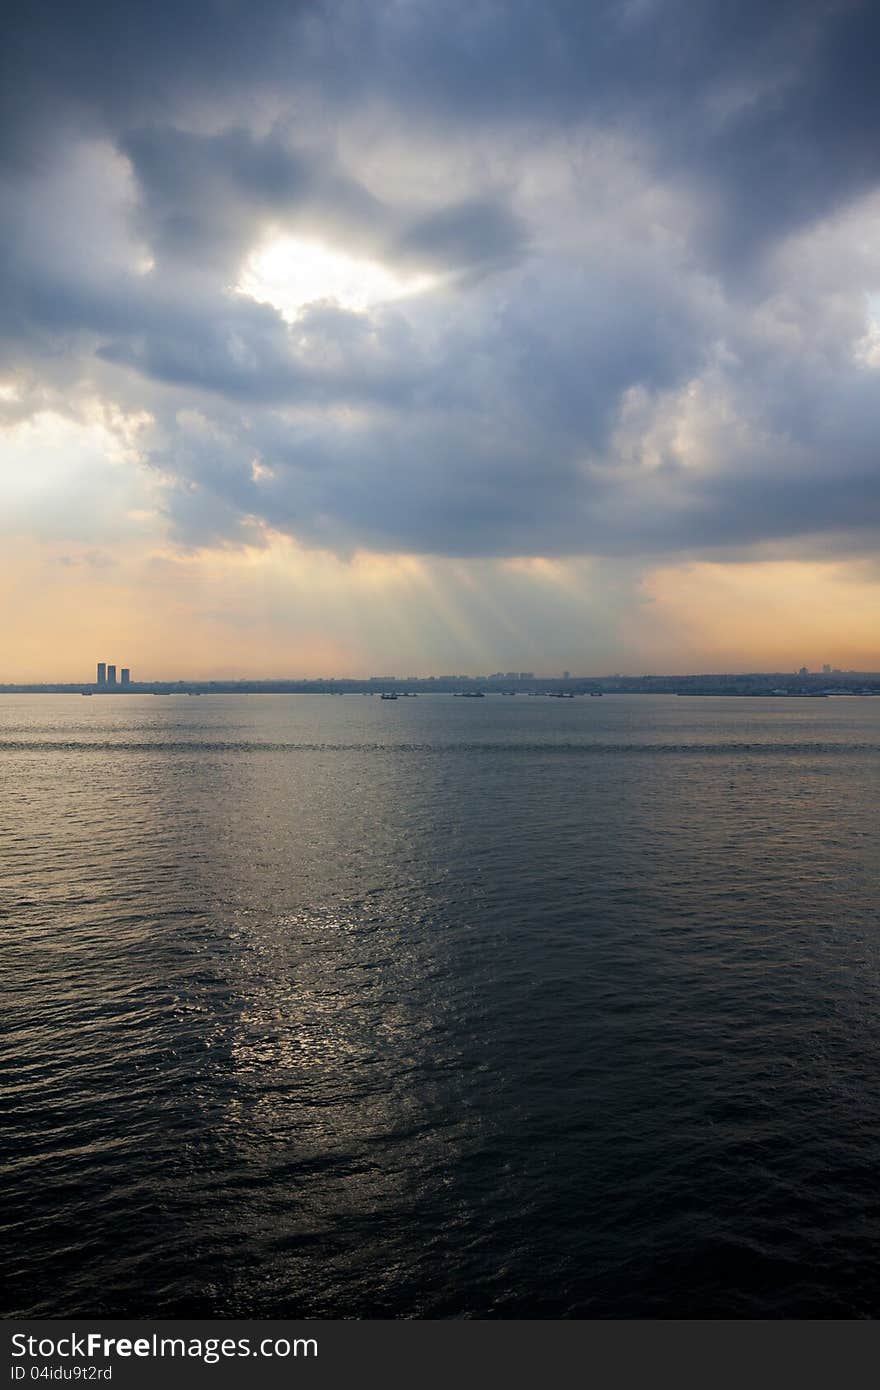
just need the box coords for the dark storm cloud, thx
[334,0,880,267]
[7,1,880,261]
[119,124,525,278]
[119,127,388,273]
[0,0,313,169]
[394,199,526,274]
[3,0,880,560]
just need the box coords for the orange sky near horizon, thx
[2,528,878,683]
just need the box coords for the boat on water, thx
[454,691,485,698]
[380,692,398,700]
[81,691,93,696]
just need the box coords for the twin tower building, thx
[96,662,131,688]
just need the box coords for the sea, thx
[3,692,880,1318]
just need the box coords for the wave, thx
[1,739,878,756]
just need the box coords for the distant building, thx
[563,671,571,680]
[121,668,130,686]
[797,666,809,677]
[107,664,117,686]
[822,664,831,675]
[96,662,106,685]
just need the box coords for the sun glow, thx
[237,236,437,319]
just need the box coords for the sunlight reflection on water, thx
[3,694,880,1317]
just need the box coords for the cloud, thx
[2,0,880,582]
[393,197,527,273]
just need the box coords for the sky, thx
[2,0,879,680]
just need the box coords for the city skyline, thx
[79,659,880,684]
[2,658,877,692]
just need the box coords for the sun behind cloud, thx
[237,236,437,319]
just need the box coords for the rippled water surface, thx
[3,693,880,1317]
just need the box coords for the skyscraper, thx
[96,662,106,685]
[121,668,130,686]
[107,664,117,687]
